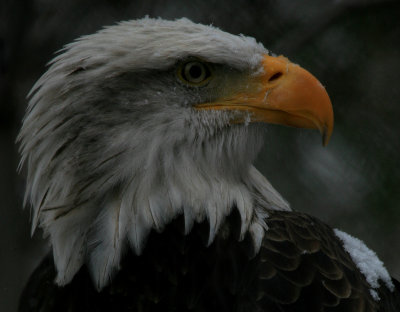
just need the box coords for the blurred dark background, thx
[1,0,399,311]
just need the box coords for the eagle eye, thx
[178,61,212,86]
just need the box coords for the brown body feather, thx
[19,209,399,312]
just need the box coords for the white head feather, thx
[18,17,290,290]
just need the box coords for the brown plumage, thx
[19,209,400,311]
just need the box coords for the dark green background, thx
[1,0,399,311]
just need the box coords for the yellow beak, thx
[195,55,334,146]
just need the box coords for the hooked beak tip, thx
[322,124,333,147]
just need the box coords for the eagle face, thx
[19,18,333,289]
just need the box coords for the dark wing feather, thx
[256,210,377,311]
[19,209,399,312]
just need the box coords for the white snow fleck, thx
[334,229,394,301]
[370,289,380,301]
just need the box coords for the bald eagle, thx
[18,18,399,311]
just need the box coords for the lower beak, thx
[195,55,334,146]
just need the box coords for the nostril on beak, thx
[268,72,283,82]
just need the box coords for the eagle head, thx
[18,18,333,289]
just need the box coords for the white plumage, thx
[19,18,290,289]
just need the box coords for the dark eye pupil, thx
[189,65,202,79]
[180,61,210,85]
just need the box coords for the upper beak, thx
[195,55,334,146]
